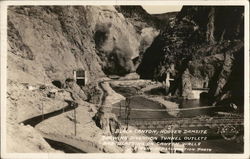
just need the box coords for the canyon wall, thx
[137,6,244,107]
[8,6,159,85]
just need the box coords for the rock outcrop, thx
[137,6,244,108]
[182,69,194,99]
[114,6,160,70]
[8,6,159,84]
[6,6,159,153]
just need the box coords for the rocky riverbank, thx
[93,79,165,153]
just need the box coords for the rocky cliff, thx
[137,6,244,108]
[7,5,245,153]
[8,6,159,84]
[7,6,159,152]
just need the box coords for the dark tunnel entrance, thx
[73,69,86,87]
[52,80,63,89]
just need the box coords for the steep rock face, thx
[137,6,244,107]
[7,6,159,153]
[8,6,102,84]
[92,6,140,75]
[114,6,160,70]
[115,6,162,31]
[182,69,194,99]
[176,6,244,43]
[8,6,159,83]
[153,12,178,23]
[212,41,244,107]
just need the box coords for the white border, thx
[1,1,249,159]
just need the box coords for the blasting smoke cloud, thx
[94,23,135,75]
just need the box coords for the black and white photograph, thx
[0,1,249,159]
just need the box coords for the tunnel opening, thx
[52,80,63,89]
[73,69,86,87]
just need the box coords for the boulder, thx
[181,69,194,99]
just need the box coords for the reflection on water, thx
[179,98,207,109]
[112,96,214,119]
[110,87,243,153]
[112,96,173,119]
[176,98,215,117]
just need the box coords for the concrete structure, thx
[73,69,87,86]
[191,88,209,99]
[165,72,174,95]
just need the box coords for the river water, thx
[111,87,243,153]
[112,96,215,119]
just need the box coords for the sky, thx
[142,6,182,14]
